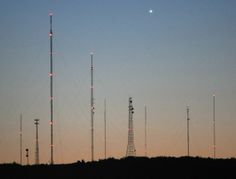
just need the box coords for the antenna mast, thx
[49,12,54,164]
[213,94,216,159]
[34,119,40,165]
[90,52,95,161]
[187,106,190,156]
[20,114,22,165]
[145,106,147,157]
[126,97,136,157]
[26,148,29,165]
[104,99,107,159]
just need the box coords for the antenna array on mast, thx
[187,106,190,156]
[90,52,95,161]
[34,119,40,165]
[49,12,54,165]
[126,97,136,157]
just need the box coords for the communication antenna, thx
[126,97,136,157]
[104,99,107,159]
[90,52,95,161]
[20,114,22,165]
[34,119,40,165]
[213,94,216,159]
[26,148,29,165]
[49,12,54,164]
[187,106,190,156]
[144,106,147,157]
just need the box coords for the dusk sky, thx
[0,0,236,164]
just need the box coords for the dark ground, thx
[0,156,235,179]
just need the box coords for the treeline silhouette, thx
[0,156,235,178]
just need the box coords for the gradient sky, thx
[0,0,236,164]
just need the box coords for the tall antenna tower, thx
[20,114,22,165]
[144,106,147,157]
[187,106,190,156]
[90,52,95,161]
[126,97,136,157]
[49,12,54,164]
[34,119,40,165]
[104,99,107,159]
[213,94,216,159]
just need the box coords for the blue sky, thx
[0,0,236,164]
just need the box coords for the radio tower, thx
[187,106,190,156]
[34,119,40,165]
[90,52,95,161]
[126,97,136,157]
[213,94,216,159]
[20,114,22,165]
[49,12,54,164]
